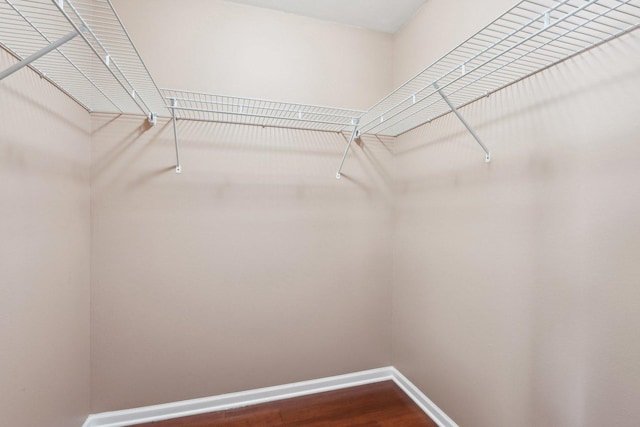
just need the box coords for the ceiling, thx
[225,0,428,34]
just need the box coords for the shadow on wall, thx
[1,75,88,134]
[392,33,640,196]
[390,33,640,427]
[88,112,396,413]
[90,114,396,208]
[1,69,90,184]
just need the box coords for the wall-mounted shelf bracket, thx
[433,82,491,163]
[0,29,79,80]
[169,98,182,174]
[336,122,360,180]
[147,112,157,126]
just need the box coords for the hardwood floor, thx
[134,381,438,426]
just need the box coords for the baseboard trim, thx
[389,367,458,427]
[84,367,457,427]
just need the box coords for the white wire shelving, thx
[359,0,640,161]
[0,0,166,121]
[160,0,640,175]
[162,88,366,174]
[162,89,365,133]
[2,0,640,176]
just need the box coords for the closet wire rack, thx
[161,0,640,175]
[360,0,640,140]
[0,0,166,120]
[162,88,366,174]
[2,0,640,175]
[162,89,366,134]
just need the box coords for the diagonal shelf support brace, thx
[336,122,360,180]
[434,82,491,163]
[170,98,182,174]
[0,29,79,80]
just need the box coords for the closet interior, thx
[0,0,640,427]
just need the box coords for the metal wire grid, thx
[3,0,639,135]
[359,0,640,136]
[0,0,166,116]
[162,89,366,133]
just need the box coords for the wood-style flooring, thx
[134,380,438,426]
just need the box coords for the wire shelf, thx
[0,0,166,116]
[3,0,639,140]
[359,0,640,136]
[162,89,366,133]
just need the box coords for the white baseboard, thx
[84,367,457,427]
[389,367,458,427]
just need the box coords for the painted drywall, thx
[391,1,640,427]
[91,0,395,412]
[90,117,394,412]
[0,51,91,426]
[4,0,637,424]
[111,0,394,110]
[392,0,514,87]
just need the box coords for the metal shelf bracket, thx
[434,82,491,163]
[169,98,182,174]
[336,121,360,180]
[0,29,79,81]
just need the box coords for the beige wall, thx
[112,0,394,110]
[391,1,640,426]
[392,0,514,87]
[90,117,394,412]
[91,0,395,412]
[0,50,91,426]
[4,1,640,424]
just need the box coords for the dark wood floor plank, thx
[377,412,437,426]
[280,388,415,425]
[133,381,437,426]
[136,411,226,427]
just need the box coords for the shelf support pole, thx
[336,122,360,180]
[0,30,79,81]
[434,82,491,163]
[170,98,182,174]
